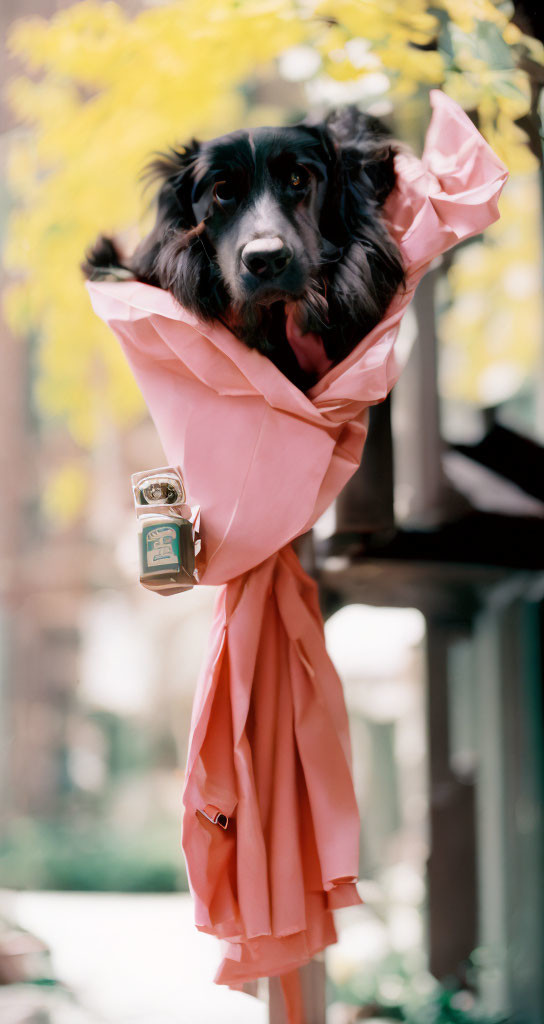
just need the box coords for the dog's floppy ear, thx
[324,105,397,206]
[305,105,404,363]
[131,140,201,281]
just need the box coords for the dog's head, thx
[131,107,404,375]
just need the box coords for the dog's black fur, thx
[83,106,404,390]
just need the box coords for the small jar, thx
[132,467,199,594]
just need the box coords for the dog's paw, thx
[81,235,134,281]
[86,265,136,282]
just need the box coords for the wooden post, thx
[335,393,395,536]
[425,619,477,981]
[391,268,469,527]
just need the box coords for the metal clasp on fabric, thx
[199,804,229,829]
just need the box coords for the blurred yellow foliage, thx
[315,0,439,47]
[5,0,306,446]
[4,0,543,464]
[42,461,90,527]
[435,0,506,34]
[438,174,542,407]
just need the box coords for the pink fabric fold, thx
[87,91,507,1017]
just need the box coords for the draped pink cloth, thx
[87,91,507,1017]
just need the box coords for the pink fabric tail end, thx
[181,544,362,988]
[280,968,305,1024]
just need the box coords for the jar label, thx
[141,522,181,576]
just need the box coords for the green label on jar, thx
[141,522,181,576]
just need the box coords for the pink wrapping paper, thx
[87,91,507,1016]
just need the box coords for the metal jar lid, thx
[136,473,185,506]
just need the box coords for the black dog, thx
[83,107,404,391]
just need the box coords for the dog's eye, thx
[289,167,308,190]
[213,180,237,208]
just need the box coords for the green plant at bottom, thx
[328,950,509,1023]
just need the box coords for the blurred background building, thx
[0,1,543,1022]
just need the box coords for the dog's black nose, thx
[241,237,293,278]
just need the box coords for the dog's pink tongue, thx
[284,304,333,380]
